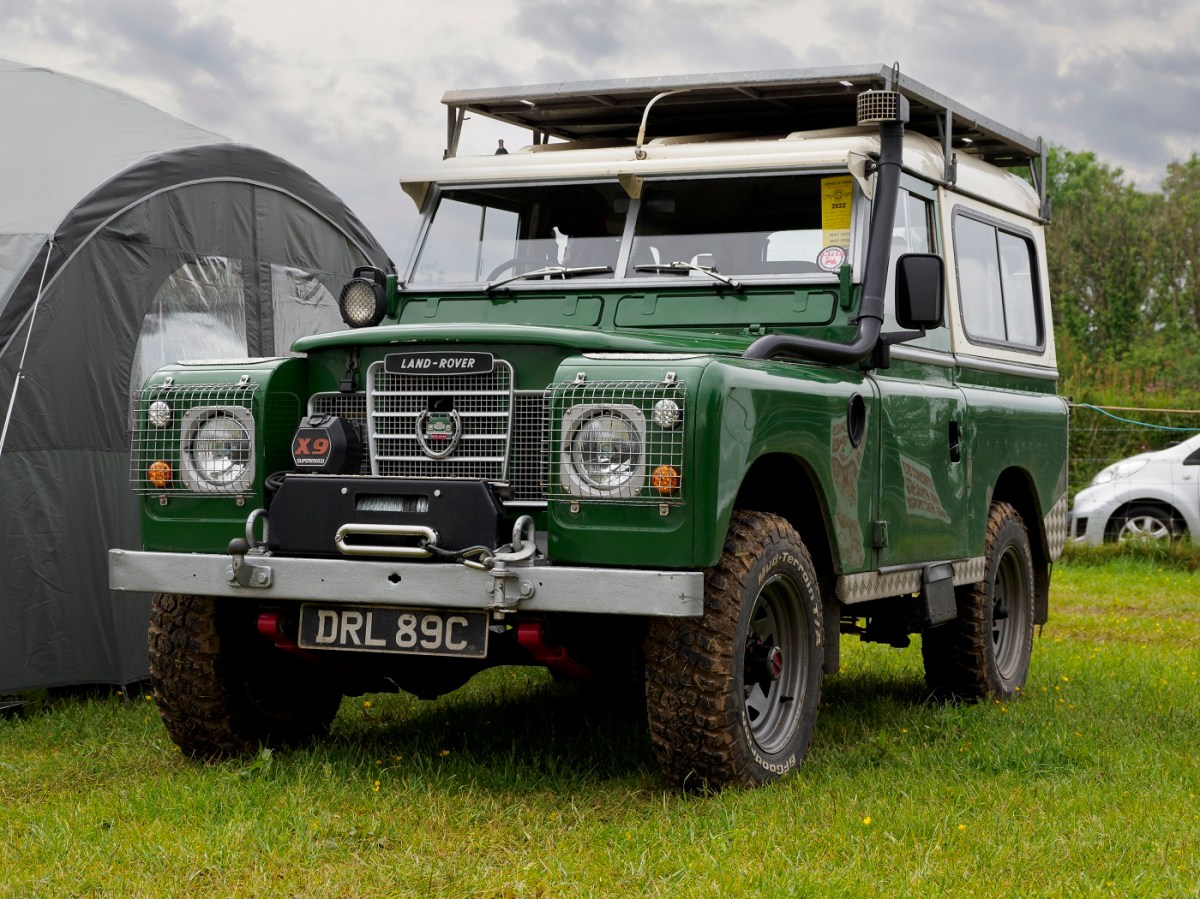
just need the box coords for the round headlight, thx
[339,278,385,327]
[570,410,642,490]
[188,413,251,485]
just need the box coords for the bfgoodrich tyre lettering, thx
[644,511,824,789]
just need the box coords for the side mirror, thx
[895,253,945,330]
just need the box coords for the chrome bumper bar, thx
[108,549,704,617]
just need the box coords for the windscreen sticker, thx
[820,175,854,250]
[817,245,847,271]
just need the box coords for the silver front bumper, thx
[108,549,704,617]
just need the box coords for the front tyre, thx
[644,512,824,789]
[148,593,341,758]
[922,502,1035,701]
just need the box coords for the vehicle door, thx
[869,181,971,567]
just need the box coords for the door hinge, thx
[872,520,889,549]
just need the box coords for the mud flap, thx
[921,562,957,627]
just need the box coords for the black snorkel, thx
[743,88,910,365]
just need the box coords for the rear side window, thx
[953,211,1043,350]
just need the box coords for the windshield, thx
[408,172,854,286]
[410,182,627,284]
[630,173,849,278]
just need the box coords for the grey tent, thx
[0,60,392,692]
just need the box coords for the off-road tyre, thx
[148,593,341,758]
[922,502,1035,701]
[644,511,823,790]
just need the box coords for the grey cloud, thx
[510,0,802,78]
[8,0,1198,253]
[512,0,633,60]
[830,0,1200,184]
[2,0,269,135]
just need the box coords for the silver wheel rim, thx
[741,573,809,755]
[1118,514,1171,542]
[991,545,1031,681]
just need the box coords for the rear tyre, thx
[922,502,1035,701]
[148,593,341,758]
[1113,504,1179,543]
[644,511,823,789]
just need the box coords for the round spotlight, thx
[339,278,386,328]
[338,266,388,328]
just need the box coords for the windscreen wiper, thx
[485,265,612,292]
[633,261,742,291]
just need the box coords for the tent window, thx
[271,265,342,355]
[130,256,247,396]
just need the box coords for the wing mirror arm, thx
[867,251,946,369]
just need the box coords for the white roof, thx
[404,130,1041,219]
[0,59,227,236]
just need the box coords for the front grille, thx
[309,362,547,502]
[368,360,512,478]
[510,392,547,502]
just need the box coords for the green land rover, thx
[110,66,1069,789]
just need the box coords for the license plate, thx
[297,605,488,658]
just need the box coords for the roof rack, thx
[442,65,1047,215]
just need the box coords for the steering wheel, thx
[485,256,553,281]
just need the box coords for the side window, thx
[130,256,247,397]
[900,191,933,254]
[954,211,1043,349]
[884,189,935,315]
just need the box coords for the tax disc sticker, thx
[817,245,847,271]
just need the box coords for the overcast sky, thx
[2,0,1198,258]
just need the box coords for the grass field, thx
[2,554,1198,897]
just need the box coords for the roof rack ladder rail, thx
[445,106,466,160]
[937,106,958,185]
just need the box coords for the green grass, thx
[3,556,1199,897]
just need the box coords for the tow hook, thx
[227,510,274,588]
[227,537,274,587]
[485,516,538,614]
